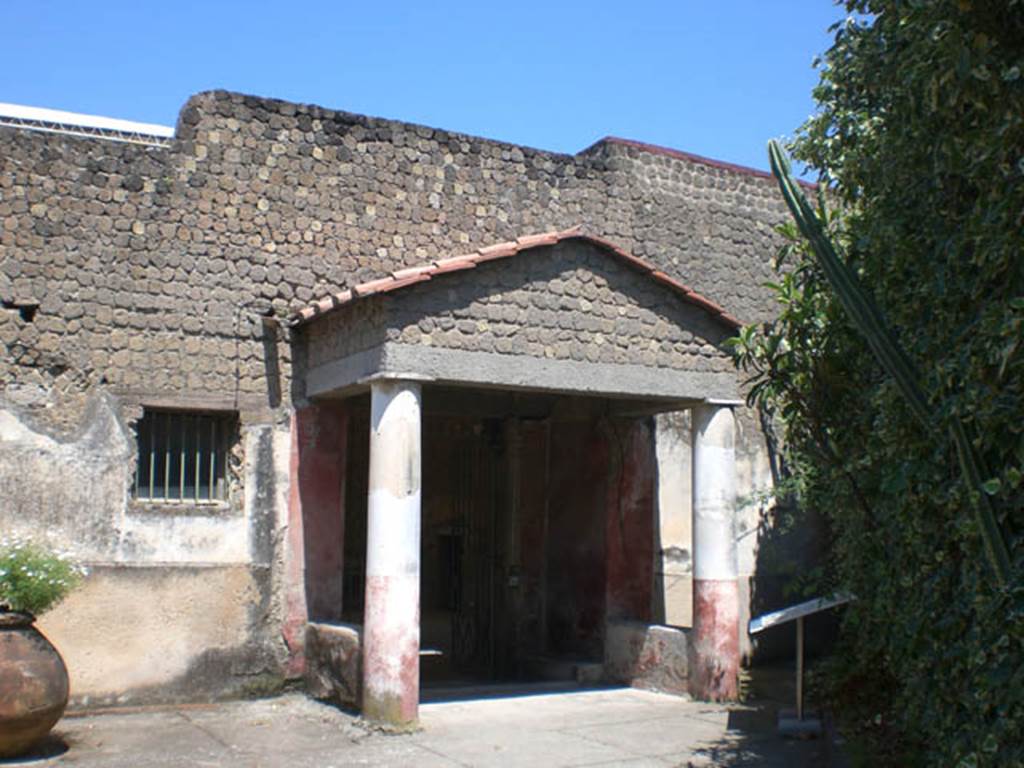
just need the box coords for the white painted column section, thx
[361,380,422,728]
[689,404,740,701]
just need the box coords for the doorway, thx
[339,387,654,690]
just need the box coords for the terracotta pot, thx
[0,611,69,758]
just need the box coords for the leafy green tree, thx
[733,2,1024,764]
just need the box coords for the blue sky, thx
[0,1,844,173]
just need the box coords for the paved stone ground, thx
[5,681,828,768]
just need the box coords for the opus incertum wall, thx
[0,91,784,706]
[300,237,740,403]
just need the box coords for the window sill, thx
[127,499,236,518]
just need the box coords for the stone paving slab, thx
[4,686,828,768]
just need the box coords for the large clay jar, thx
[0,611,69,758]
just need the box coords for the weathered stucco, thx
[37,564,266,708]
[654,411,694,628]
[0,389,293,704]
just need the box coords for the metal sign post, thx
[749,593,853,736]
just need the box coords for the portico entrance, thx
[290,228,745,728]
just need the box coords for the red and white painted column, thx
[361,379,422,728]
[689,403,739,701]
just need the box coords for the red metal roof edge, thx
[289,227,743,330]
[584,136,818,191]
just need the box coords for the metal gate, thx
[448,419,504,678]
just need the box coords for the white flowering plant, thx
[0,537,87,617]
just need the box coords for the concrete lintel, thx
[609,399,701,418]
[356,371,435,386]
[305,347,385,398]
[306,343,739,402]
[116,390,276,423]
[703,397,744,407]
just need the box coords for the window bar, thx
[164,411,171,502]
[148,414,155,500]
[194,414,201,502]
[135,418,141,498]
[180,413,186,501]
[209,418,216,501]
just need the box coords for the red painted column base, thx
[690,578,740,701]
[361,574,420,728]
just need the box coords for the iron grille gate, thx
[449,421,503,678]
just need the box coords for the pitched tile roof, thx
[289,226,742,329]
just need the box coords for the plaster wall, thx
[734,406,774,661]
[654,411,693,628]
[36,564,267,708]
[292,403,348,623]
[604,418,655,624]
[545,420,609,659]
[0,391,292,705]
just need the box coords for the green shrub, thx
[733,1,1024,764]
[0,538,86,617]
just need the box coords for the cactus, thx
[767,139,1012,586]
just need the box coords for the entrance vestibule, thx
[338,386,656,690]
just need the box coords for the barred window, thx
[134,409,235,503]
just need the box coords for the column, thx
[689,404,739,701]
[361,380,422,728]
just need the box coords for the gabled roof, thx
[290,226,742,329]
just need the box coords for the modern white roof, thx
[0,102,174,145]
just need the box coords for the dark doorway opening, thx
[339,386,655,691]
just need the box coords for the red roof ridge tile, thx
[475,241,519,261]
[289,228,742,330]
[391,265,433,280]
[350,277,394,297]
[584,136,818,192]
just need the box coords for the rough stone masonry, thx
[0,90,786,707]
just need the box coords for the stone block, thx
[304,622,361,708]
[604,620,689,696]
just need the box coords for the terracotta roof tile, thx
[380,273,431,293]
[434,255,478,269]
[289,227,741,330]
[515,232,560,249]
[351,276,395,297]
[475,242,518,261]
[431,260,477,275]
[392,265,434,280]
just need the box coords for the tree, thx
[732,2,1024,764]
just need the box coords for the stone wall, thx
[0,88,789,703]
[305,240,735,375]
[2,89,787,413]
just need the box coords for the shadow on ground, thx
[0,735,69,766]
[677,663,829,768]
